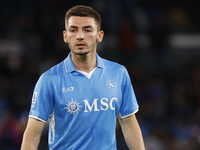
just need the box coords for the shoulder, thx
[101,58,127,72]
[40,60,64,80]
[45,61,64,75]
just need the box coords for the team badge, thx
[106,80,117,91]
[64,99,82,116]
[32,92,37,103]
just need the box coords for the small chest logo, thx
[64,99,82,116]
[106,80,117,91]
[62,87,74,92]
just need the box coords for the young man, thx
[21,5,145,150]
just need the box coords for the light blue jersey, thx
[29,53,139,150]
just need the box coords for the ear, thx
[97,30,104,42]
[63,30,68,43]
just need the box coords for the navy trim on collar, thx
[64,53,105,73]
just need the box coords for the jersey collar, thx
[64,53,105,73]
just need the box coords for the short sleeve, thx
[118,67,139,119]
[29,73,53,122]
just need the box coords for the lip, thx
[75,42,87,48]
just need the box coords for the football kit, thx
[29,53,139,150]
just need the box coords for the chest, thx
[52,70,123,117]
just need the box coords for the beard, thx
[68,42,97,56]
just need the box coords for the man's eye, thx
[70,29,76,32]
[85,29,91,32]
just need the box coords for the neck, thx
[71,52,97,73]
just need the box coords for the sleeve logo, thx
[32,92,37,103]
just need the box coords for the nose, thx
[77,30,84,40]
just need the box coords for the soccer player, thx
[21,5,145,150]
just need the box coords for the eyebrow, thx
[69,25,93,29]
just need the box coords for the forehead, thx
[67,16,97,28]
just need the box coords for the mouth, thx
[75,42,86,49]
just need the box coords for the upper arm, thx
[24,117,46,139]
[118,114,145,150]
[118,114,138,130]
[21,117,46,150]
[118,114,142,140]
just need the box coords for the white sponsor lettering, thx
[110,97,117,110]
[100,98,109,110]
[83,97,118,112]
[83,99,99,112]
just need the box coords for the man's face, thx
[63,16,103,56]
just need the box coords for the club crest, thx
[106,80,117,91]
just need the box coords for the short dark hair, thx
[65,5,101,30]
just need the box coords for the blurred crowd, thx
[0,0,200,150]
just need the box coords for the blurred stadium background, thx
[0,0,200,149]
